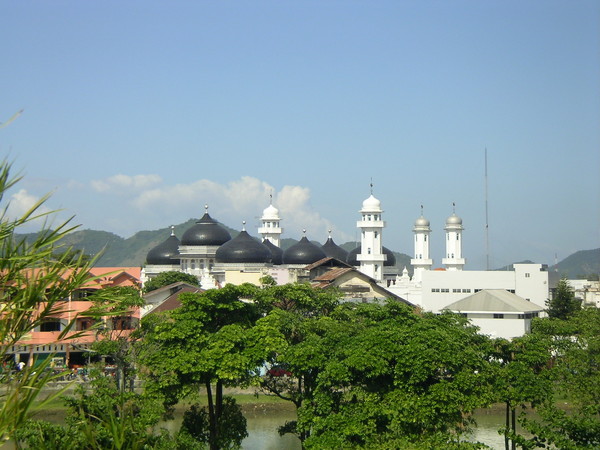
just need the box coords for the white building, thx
[443,290,545,339]
[566,279,600,307]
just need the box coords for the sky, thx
[1,1,599,270]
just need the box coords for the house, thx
[6,267,142,368]
[307,257,413,305]
[443,289,545,339]
[142,281,204,316]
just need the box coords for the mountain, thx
[549,248,600,279]
[14,222,598,279]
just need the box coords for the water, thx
[25,401,513,449]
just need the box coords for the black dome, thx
[283,236,327,265]
[347,247,360,265]
[321,237,349,262]
[263,239,283,265]
[215,231,272,264]
[347,246,396,267]
[146,232,181,265]
[181,213,232,246]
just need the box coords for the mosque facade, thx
[142,192,552,337]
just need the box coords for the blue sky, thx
[1,1,599,270]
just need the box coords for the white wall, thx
[421,264,549,313]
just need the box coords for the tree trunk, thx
[505,401,510,450]
[511,407,516,450]
[206,382,218,450]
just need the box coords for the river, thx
[22,400,515,449]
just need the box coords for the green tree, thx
[299,304,495,449]
[490,334,554,450]
[142,271,200,293]
[249,283,341,441]
[15,375,171,449]
[519,309,600,449]
[546,278,581,320]
[138,283,263,450]
[87,286,145,392]
[253,294,496,448]
[0,160,102,441]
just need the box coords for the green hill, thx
[15,223,598,280]
[550,248,600,279]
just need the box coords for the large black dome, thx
[347,246,396,266]
[146,231,181,265]
[283,236,327,265]
[215,231,272,264]
[263,239,283,265]
[321,237,349,262]
[181,213,232,246]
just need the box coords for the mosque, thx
[142,192,552,338]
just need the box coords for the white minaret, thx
[356,187,386,282]
[258,195,283,247]
[411,206,433,283]
[442,203,465,271]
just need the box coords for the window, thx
[493,314,504,319]
[431,288,440,293]
[424,235,427,242]
[76,318,95,331]
[453,289,461,293]
[112,316,134,330]
[191,261,196,270]
[441,288,450,293]
[525,273,530,278]
[374,231,378,238]
[40,319,61,332]
[462,289,471,293]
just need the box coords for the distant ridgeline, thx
[15,225,598,279]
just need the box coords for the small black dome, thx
[146,232,181,265]
[283,236,327,265]
[347,247,359,265]
[181,213,232,246]
[321,237,349,262]
[216,231,272,264]
[263,239,283,265]
[347,246,396,267]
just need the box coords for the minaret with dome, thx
[258,195,283,247]
[411,207,433,283]
[356,186,386,282]
[442,204,466,271]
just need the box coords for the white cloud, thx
[4,189,54,230]
[91,174,348,241]
[90,174,162,193]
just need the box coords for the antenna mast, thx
[485,148,490,270]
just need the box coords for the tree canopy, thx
[142,270,200,293]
